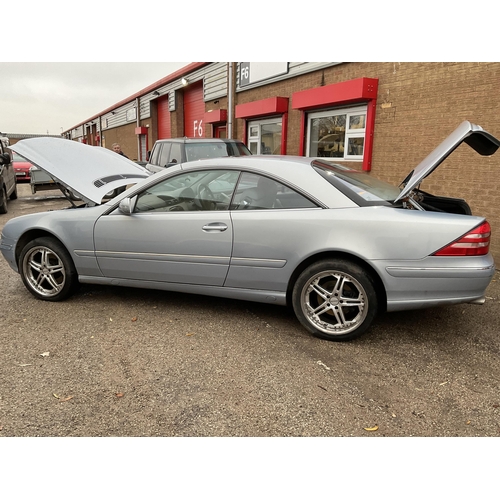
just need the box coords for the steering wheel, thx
[195,183,216,210]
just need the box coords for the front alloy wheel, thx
[19,237,78,301]
[292,259,378,341]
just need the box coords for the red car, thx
[11,151,33,182]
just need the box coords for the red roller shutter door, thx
[183,81,205,137]
[157,96,171,139]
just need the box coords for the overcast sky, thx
[0,62,189,135]
[1,3,494,137]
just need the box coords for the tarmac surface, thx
[0,184,499,437]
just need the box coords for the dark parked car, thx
[0,137,18,213]
[145,138,251,174]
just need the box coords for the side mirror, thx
[118,196,137,215]
[0,153,11,165]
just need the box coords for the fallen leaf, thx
[186,333,194,336]
[40,352,50,357]
[466,420,471,425]
[364,425,379,432]
[131,317,138,322]
[316,360,331,371]
[493,404,499,408]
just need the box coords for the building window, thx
[307,105,367,160]
[247,118,282,155]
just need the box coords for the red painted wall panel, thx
[157,96,171,139]
[183,81,205,137]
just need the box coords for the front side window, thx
[157,143,171,167]
[135,170,240,213]
[169,143,182,164]
[307,106,367,160]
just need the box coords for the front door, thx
[93,169,240,286]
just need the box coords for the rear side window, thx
[313,160,399,205]
[231,173,318,210]
[230,142,252,156]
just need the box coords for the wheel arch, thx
[286,251,387,313]
[15,229,71,267]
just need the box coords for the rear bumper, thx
[373,256,495,312]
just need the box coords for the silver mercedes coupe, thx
[2,121,498,341]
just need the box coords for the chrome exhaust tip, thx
[468,296,486,305]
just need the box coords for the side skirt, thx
[78,275,287,306]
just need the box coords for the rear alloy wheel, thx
[292,259,378,341]
[19,237,79,301]
[10,183,18,200]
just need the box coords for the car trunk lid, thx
[396,121,500,203]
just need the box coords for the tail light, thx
[433,221,491,256]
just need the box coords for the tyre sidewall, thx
[0,186,8,214]
[10,182,18,200]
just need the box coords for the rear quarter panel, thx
[225,206,488,291]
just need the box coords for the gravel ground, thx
[0,184,499,439]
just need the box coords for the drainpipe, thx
[136,97,140,160]
[227,62,233,139]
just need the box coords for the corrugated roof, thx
[64,62,210,133]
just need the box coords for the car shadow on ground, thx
[67,281,498,349]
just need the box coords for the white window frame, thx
[247,117,282,155]
[306,105,367,161]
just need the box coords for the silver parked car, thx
[2,121,498,341]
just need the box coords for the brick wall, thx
[101,123,138,160]
[233,62,500,262]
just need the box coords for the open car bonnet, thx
[10,137,150,205]
[396,121,500,202]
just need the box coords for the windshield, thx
[185,142,251,161]
[313,160,401,203]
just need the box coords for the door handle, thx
[202,222,228,232]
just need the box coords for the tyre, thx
[19,237,79,301]
[0,186,7,214]
[10,182,18,200]
[292,259,378,341]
